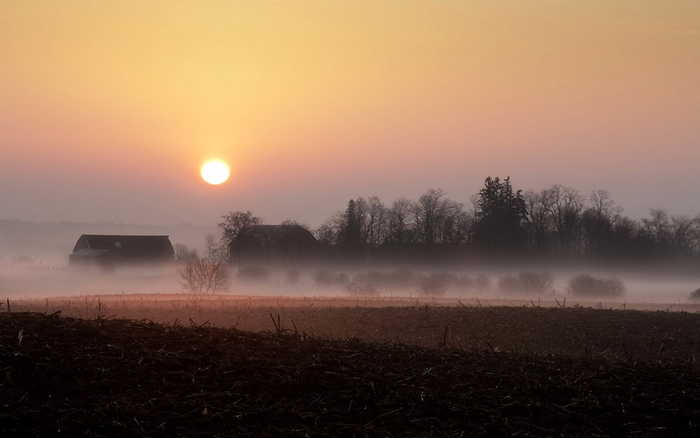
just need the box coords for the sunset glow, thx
[1,1,699,224]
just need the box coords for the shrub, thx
[689,288,700,300]
[237,265,270,282]
[498,272,553,295]
[568,274,625,298]
[179,257,229,293]
[418,273,456,295]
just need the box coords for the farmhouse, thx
[230,224,318,262]
[69,234,175,265]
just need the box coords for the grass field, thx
[3,296,700,436]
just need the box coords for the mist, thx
[3,250,700,308]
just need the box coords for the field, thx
[7,294,700,360]
[3,295,700,436]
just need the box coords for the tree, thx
[546,185,585,254]
[314,212,345,245]
[413,189,445,246]
[670,215,700,256]
[473,177,528,251]
[179,234,231,294]
[339,199,363,251]
[580,190,622,257]
[205,234,228,262]
[524,189,555,251]
[178,255,229,294]
[641,209,672,254]
[365,196,388,247]
[280,219,310,230]
[219,210,262,249]
[412,189,465,246]
[386,198,415,246]
[174,243,198,262]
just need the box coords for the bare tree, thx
[546,185,585,253]
[280,219,311,231]
[219,211,262,247]
[365,196,388,247]
[174,243,198,262]
[413,189,446,246]
[179,255,229,294]
[670,215,700,256]
[524,189,555,250]
[205,234,227,262]
[642,209,672,247]
[314,212,345,245]
[386,198,415,245]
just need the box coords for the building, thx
[69,234,175,266]
[230,225,318,263]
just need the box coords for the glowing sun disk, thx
[201,160,230,185]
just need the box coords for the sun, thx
[200,159,231,185]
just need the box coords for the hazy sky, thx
[1,1,699,226]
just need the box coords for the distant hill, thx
[0,219,217,264]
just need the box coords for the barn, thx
[69,234,175,266]
[230,225,318,262]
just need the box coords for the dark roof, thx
[71,234,174,259]
[231,225,318,260]
[235,225,317,246]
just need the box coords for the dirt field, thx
[4,295,700,436]
[3,310,700,437]
[8,294,700,362]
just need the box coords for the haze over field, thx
[2,1,699,226]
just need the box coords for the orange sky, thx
[1,1,699,225]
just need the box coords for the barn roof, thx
[236,225,316,244]
[230,225,318,261]
[235,225,316,242]
[71,234,174,260]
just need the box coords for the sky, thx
[1,0,699,227]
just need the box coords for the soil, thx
[2,311,700,437]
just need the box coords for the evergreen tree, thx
[340,199,363,250]
[473,177,528,251]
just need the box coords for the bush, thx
[418,273,456,295]
[314,270,349,287]
[498,272,553,295]
[689,288,700,300]
[237,265,270,282]
[568,274,625,298]
[179,257,229,293]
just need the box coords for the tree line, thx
[220,177,700,266]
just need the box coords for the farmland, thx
[3,295,700,436]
